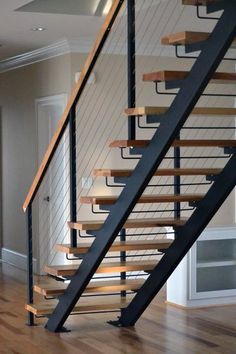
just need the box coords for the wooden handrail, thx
[23,0,125,212]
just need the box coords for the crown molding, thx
[0,37,175,73]
[0,39,70,73]
[0,37,104,73]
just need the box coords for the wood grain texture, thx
[80,194,204,205]
[26,295,134,316]
[22,0,124,212]
[2,263,236,354]
[182,0,220,5]
[109,139,236,148]
[125,106,168,116]
[44,260,158,277]
[68,217,187,231]
[162,31,210,45]
[143,70,236,84]
[56,239,173,254]
[93,168,222,177]
[34,279,145,297]
[125,106,236,116]
[161,31,236,47]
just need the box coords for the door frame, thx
[35,93,68,272]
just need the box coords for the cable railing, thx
[23,0,126,325]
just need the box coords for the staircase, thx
[24,0,236,333]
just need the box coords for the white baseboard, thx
[1,248,37,271]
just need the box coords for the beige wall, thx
[0,54,72,254]
[0,51,235,257]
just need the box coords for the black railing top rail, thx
[22,0,125,212]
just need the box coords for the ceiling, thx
[0,0,108,60]
[15,0,114,16]
[0,0,220,62]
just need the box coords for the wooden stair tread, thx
[125,106,168,116]
[125,106,236,117]
[182,0,220,5]
[109,139,236,148]
[34,279,145,297]
[162,31,209,45]
[68,217,187,231]
[161,31,236,47]
[93,168,222,177]
[44,260,158,277]
[26,295,133,316]
[80,194,204,205]
[143,70,236,84]
[56,239,173,254]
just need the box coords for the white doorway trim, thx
[35,93,68,167]
[35,93,69,273]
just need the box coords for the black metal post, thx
[174,134,181,221]
[69,104,77,248]
[27,203,34,326]
[120,229,126,298]
[127,0,136,140]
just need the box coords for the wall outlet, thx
[82,177,93,189]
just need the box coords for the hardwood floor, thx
[0,262,236,354]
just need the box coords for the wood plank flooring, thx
[0,262,236,354]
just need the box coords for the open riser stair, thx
[23,0,236,333]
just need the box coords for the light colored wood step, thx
[125,106,236,117]
[162,31,209,45]
[125,106,168,116]
[56,239,173,254]
[143,70,236,84]
[68,217,187,231]
[161,31,236,48]
[44,260,158,277]
[34,279,145,297]
[109,139,236,149]
[80,194,204,205]
[182,0,220,5]
[26,295,133,316]
[93,168,222,177]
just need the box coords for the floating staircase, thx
[24,0,236,333]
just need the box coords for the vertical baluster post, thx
[27,203,34,326]
[69,104,77,248]
[128,0,136,140]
